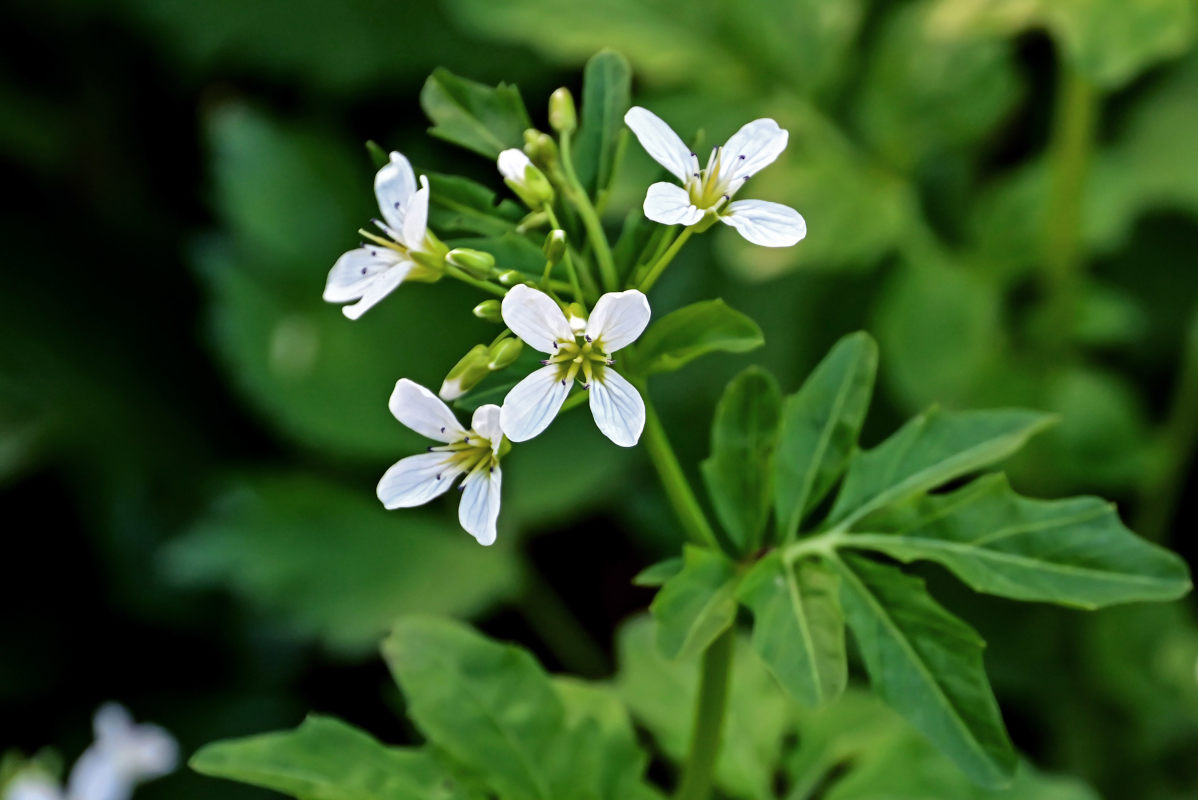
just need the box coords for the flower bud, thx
[498,148,555,209]
[472,299,503,323]
[497,270,526,286]
[543,229,567,264]
[446,248,496,277]
[523,129,559,167]
[439,344,492,401]
[548,88,577,135]
[487,337,524,370]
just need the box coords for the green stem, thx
[1042,60,1098,351]
[545,206,588,304]
[445,265,506,297]
[674,627,735,800]
[639,227,695,292]
[560,131,619,292]
[638,384,721,550]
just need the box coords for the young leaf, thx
[633,556,684,587]
[827,408,1055,531]
[739,553,846,708]
[426,172,524,236]
[833,554,1017,788]
[775,331,877,539]
[383,617,564,800]
[633,299,764,375]
[700,367,782,553]
[421,68,531,158]
[844,474,1192,608]
[190,715,476,800]
[650,545,741,660]
[574,49,632,197]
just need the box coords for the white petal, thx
[585,290,651,353]
[5,775,64,800]
[376,151,417,232]
[497,148,532,182]
[471,404,504,454]
[718,119,788,183]
[721,200,807,247]
[323,247,404,303]
[589,368,645,447]
[458,467,502,546]
[643,182,705,225]
[93,703,133,741]
[624,106,694,183]
[340,263,411,320]
[500,365,570,442]
[389,379,468,442]
[400,176,429,250]
[501,284,572,353]
[377,452,459,508]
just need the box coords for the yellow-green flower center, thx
[543,335,613,389]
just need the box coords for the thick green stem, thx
[674,627,735,800]
[639,227,694,292]
[560,131,620,292]
[639,387,721,550]
[445,265,506,297]
[1042,60,1098,350]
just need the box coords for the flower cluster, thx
[322,101,804,545]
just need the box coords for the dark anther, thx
[393,201,400,209]
[585,335,592,343]
[540,359,549,366]
[690,152,697,158]
[427,446,434,452]
[436,473,442,480]
[361,268,368,275]
[489,467,494,473]
[583,383,591,390]
[693,172,700,178]
[722,194,729,201]
[738,154,746,160]
[561,379,567,386]
[440,426,446,433]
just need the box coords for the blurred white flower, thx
[624,106,807,247]
[4,704,176,800]
[323,151,434,320]
[377,379,505,545]
[499,285,649,447]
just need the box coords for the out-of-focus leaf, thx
[773,331,876,539]
[165,474,522,656]
[834,554,1017,788]
[633,299,763,375]
[450,232,546,276]
[650,545,740,660]
[574,50,632,198]
[426,172,523,237]
[828,408,1055,531]
[421,68,531,159]
[700,367,782,553]
[845,473,1191,608]
[632,556,683,587]
[190,715,477,800]
[739,553,846,708]
[615,615,791,800]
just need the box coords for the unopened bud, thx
[497,270,526,286]
[472,299,503,323]
[523,129,558,167]
[498,148,555,209]
[548,88,577,134]
[446,248,496,277]
[439,344,492,401]
[543,229,567,264]
[487,338,524,370]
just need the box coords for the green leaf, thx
[700,367,782,553]
[843,474,1192,608]
[633,299,763,375]
[426,172,523,237]
[650,545,740,660]
[833,554,1017,788]
[574,50,632,197]
[739,553,846,708]
[828,408,1056,531]
[632,556,683,587]
[450,232,546,275]
[383,617,563,800]
[421,68,531,158]
[774,331,877,539]
[190,715,476,800]
[165,474,522,655]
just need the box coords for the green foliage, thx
[650,545,740,660]
[420,68,532,159]
[633,299,764,375]
[426,172,524,237]
[573,50,632,198]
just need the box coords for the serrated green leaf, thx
[426,172,523,237]
[650,546,741,660]
[632,556,683,587]
[828,408,1055,531]
[834,554,1017,788]
[633,299,763,375]
[421,68,531,158]
[700,367,782,553]
[739,553,846,707]
[774,331,877,539]
[574,50,632,197]
[190,715,476,800]
[843,474,1192,608]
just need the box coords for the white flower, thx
[499,285,649,447]
[624,106,807,247]
[497,148,554,208]
[323,151,433,320]
[377,379,505,545]
[5,704,177,800]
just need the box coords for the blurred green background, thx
[2,0,1197,798]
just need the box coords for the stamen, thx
[585,335,592,343]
